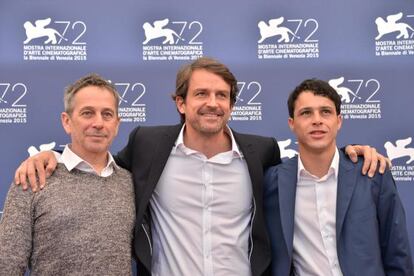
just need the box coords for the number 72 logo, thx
[0,83,27,107]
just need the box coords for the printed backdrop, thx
[1,0,413,262]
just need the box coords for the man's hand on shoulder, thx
[345,145,392,177]
[14,151,58,192]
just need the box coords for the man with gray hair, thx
[0,74,135,275]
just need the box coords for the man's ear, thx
[229,101,235,112]
[337,114,343,131]
[288,117,294,131]
[114,116,121,136]
[61,112,72,135]
[175,96,185,115]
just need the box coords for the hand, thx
[14,151,58,192]
[345,145,392,177]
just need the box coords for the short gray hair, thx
[64,73,119,115]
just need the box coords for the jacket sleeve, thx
[0,183,34,275]
[377,169,414,275]
[270,137,282,167]
[263,166,283,276]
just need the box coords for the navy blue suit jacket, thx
[264,151,413,276]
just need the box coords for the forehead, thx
[73,86,117,109]
[188,69,230,91]
[294,91,336,110]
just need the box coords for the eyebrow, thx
[297,106,334,112]
[78,106,115,113]
[299,105,333,110]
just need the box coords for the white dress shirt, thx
[150,125,253,276]
[58,145,118,177]
[292,148,343,276]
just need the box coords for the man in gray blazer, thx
[264,79,413,276]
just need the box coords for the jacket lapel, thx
[278,157,298,258]
[232,131,262,199]
[336,151,357,239]
[141,124,181,210]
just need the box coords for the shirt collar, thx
[59,144,119,174]
[297,147,339,181]
[172,124,243,158]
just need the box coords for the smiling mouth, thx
[202,113,221,117]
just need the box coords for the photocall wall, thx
[1,0,413,255]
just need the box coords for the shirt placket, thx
[315,177,340,276]
[202,160,214,276]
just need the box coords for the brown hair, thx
[171,57,238,122]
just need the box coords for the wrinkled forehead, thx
[189,69,231,91]
[72,86,118,110]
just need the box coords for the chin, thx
[201,125,224,134]
[85,144,109,154]
[307,142,333,153]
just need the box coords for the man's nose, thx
[206,94,218,107]
[312,113,322,125]
[92,115,104,128]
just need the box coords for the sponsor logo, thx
[375,12,414,56]
[23,18,87,61]
[385,137,414,182]
[231,81,263,121]
[0,82,28,124]
[112,81,147,123]
[278,139,298,159]
[257,16,319,60]
[28,142,56,156]
[385,137,414,164]
[141,18,203,61]
[328,77,382,120]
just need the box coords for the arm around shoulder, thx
[14,150,58,191]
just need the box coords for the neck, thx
[183,127,232,159]
[298,145,336,178]
[69,145,109,174]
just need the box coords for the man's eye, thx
[103,112,114,119]
[217,93,228,99]
[81,111,93,117]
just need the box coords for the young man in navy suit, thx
[264,79,413,276]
